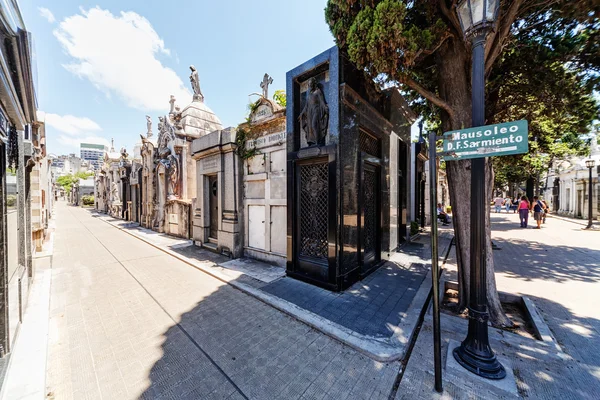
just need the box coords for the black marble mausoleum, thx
[286,46,414,291]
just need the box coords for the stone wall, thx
[164,200,191,238]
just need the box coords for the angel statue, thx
[190,65,204,101]
[146,115,153,138]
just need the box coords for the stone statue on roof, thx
[190,65,204,102]
[146,115,153,138]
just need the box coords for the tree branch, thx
[401,76,456,119]
[485,0,527,74]
[439,0,462,37]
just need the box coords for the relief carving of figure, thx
[156,116,180,201]
[111,181,119,203]
[189,65,204,101]
[299,78,329,147]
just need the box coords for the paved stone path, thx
[261,239,449,338]
[45,202,400,400]
[397,211,600,399]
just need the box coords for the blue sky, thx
[20,0,336,156]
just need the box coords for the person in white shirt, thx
[494,197,504,213]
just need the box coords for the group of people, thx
[494,195,549,229]
[517,195,549,229]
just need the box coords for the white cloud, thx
[45,113,102,135]
[53,7,190,111]
[38,7,56,23]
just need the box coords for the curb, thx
[94,212,450,363]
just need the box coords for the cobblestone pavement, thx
[398,212,600,399]
[45,202,401,400]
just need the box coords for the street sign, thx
[440,120,528,161]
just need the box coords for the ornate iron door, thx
[209,175,218,239]
[298,162,328,261]
[362,163,379,271]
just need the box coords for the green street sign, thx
[440,120,528,161]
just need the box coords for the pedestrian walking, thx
[504,196,512,213]
[542,199,549,223]
[532,196,546,229]
[519,195,530,228]
[494,196,504,213]
[512,197,519,213]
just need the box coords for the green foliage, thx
[81,195,95,206]
[6,195,16,208]
[326,0,599,189]
[55,171,95,193]
[410,221,419,236]
[234,126,260,160]
[247,99,261,116]
[75,171,94,179]
[273,90,286,107]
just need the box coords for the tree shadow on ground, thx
[409,294,600,399]
[492,238,600,283]
[506,295,600,399]
[136,274,399,400]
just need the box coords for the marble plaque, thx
[248,205,266,249]
[201,155,219,173]
[270,149,286,173]
[249,131,286,150]
[270,206,286,254]
[251,104,273,123]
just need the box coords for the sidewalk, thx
[42,203,403,399]
[395,212,600,399]
[546,212,600,229]
[95,212,453,362]
[0,218,55,400]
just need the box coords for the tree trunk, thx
[436,38,513,328]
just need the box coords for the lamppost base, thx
[453,344,506,380]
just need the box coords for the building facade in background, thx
[546,133,600,221]
[80,142,108,171]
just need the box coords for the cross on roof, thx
[260,73,273,99]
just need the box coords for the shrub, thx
[410,220,420,236]
[6,195,16,208]
[81,195,95,206]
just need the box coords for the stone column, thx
[25,161,33,278]
[16,131,30,297]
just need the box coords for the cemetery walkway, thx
[398,212,600,399]
[43,201,400,400]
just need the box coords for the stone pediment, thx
[250,98,282,124]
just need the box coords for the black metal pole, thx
[453,32,506,380]
[429,131,443,392]
[586,167,593,229]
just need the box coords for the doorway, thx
[361,162,380,274]
[577,190,583,218]
[209,175,218,240]
[398,139,408,243]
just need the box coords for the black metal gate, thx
[361,163,379,272]
[209,175,218,239]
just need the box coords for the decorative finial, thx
[110,138,115,152]
[189,65,204,102]
[260,73,273,99]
